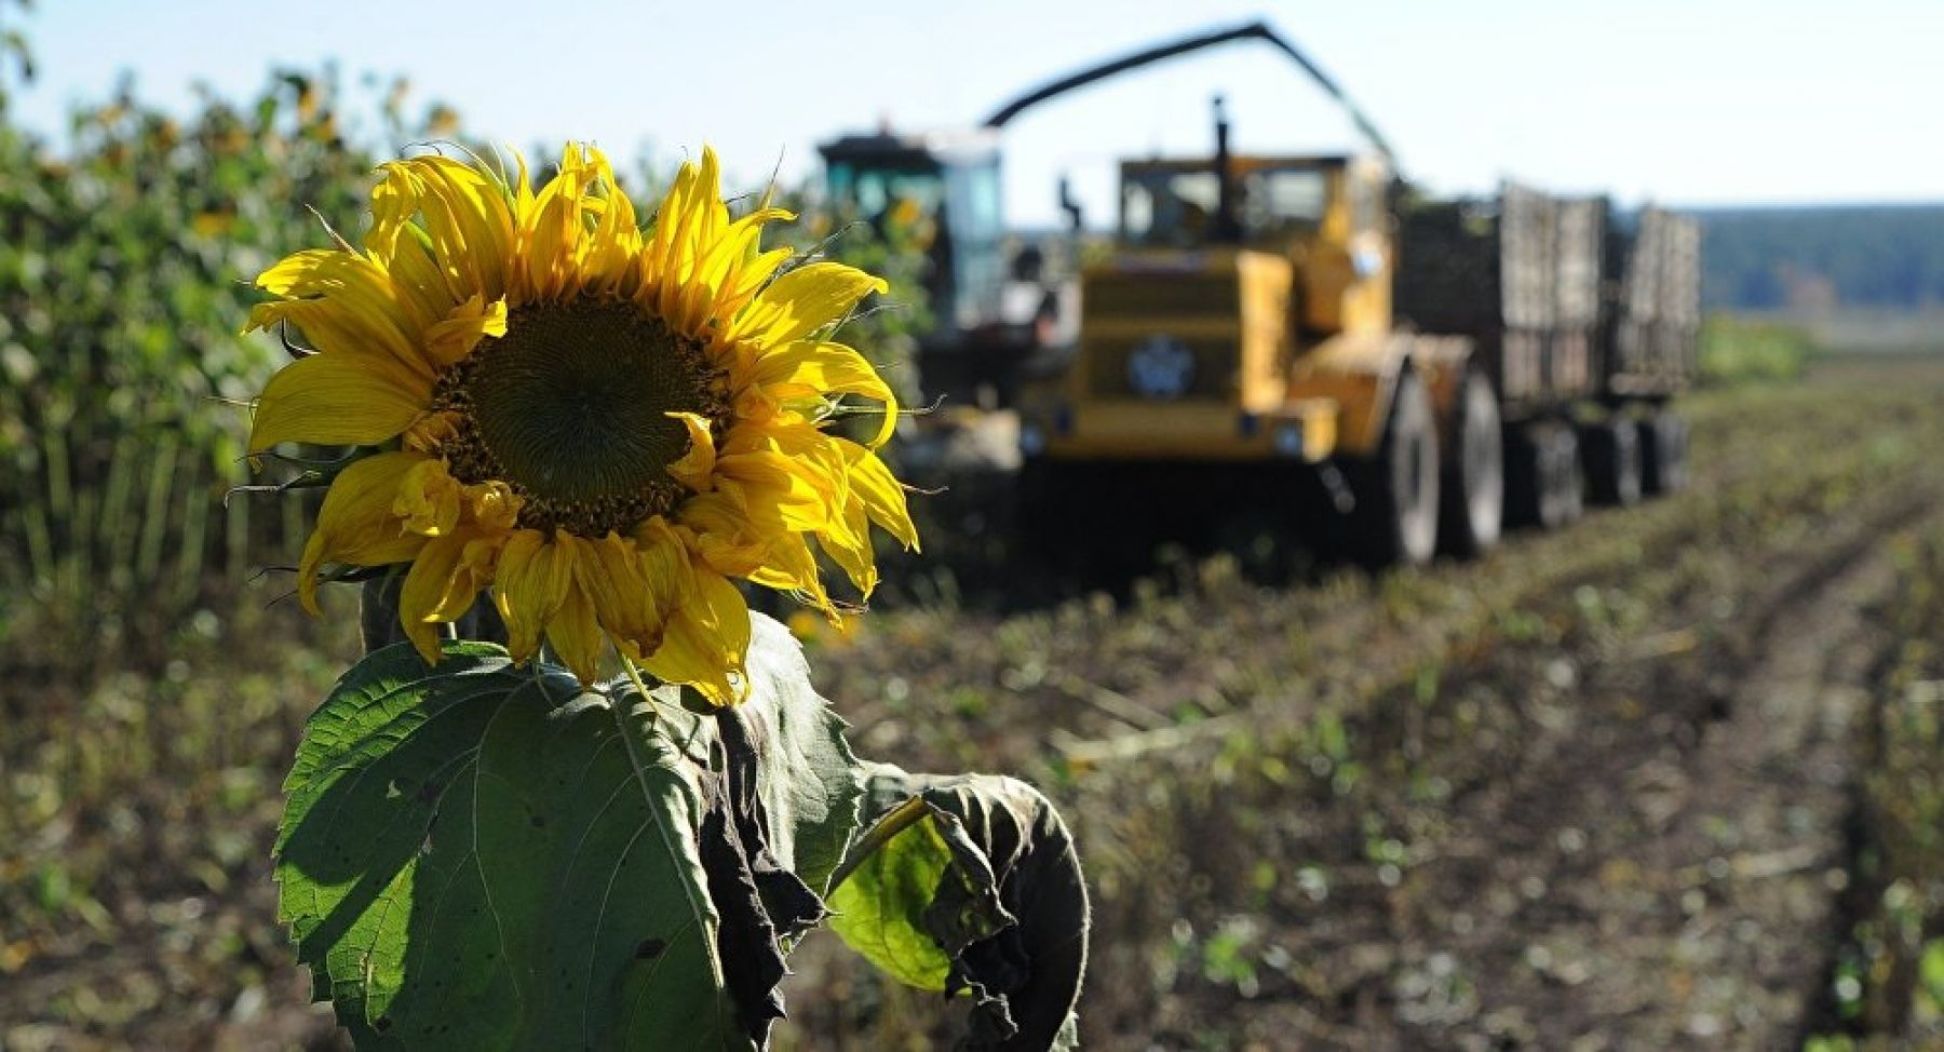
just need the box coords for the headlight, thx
[1019,421,1047,458]
[1273,423,1305,458]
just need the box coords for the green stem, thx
[824,795,931,895]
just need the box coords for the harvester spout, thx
[979,18,1397,168]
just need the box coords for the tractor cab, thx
[817,129,1007,342]
[819,128,1060,406]
[1113,145,1394,338]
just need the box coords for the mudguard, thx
[1288,331,1473,457]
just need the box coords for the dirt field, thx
[6,356,1944,1050]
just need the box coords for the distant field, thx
[7,356,1944,1049]
[1758,307,1944,356]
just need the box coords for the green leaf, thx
[730,614,864,896]
[827,764,1091,1051]
[275,639,751,1050]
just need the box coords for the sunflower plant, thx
[255,144,1088,1050]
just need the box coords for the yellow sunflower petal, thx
[651,148,729,326]
[423,295,508,367]
[398,531,468,663]
[749,340,900,448]
[247,348,430,453]
[546,577,605,685]
[664,412,717,492]
[681,206,792,335]
[636,515,698,610]
[463,480,522,532]
[676,491,768,577]
[725,262,886,349]
[814,496,879,598]
[396,154,518,303]
[393,458,463,537]
[492,529,572,662]
[747,531,834,614]
[643,567,750,706]
[837,439,919,550]
[714,454,837,532]
[295,452,429,614]
[713,245,794,326]
[397,531,503,664]
[575,532,662,661]
[252,250,431,373]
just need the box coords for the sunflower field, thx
[0,22,1093,1046]
[0,65,414,676]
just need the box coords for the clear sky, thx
[9,1,1941,227]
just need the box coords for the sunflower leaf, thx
[275,639,754,1050]
[826,764,1090,1051]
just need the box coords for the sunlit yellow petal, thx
[836,440,919,550]
[423,295,508,366]
[664,412,717,492]
[575,532,661,660]
[248,349,430,453]
[296,452,429,614]
[643,568,750,706]
[252,250,430,373]
[815,496,879,598]
[724,262,886,349]
[750,340,900,447]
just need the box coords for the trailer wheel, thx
[1582,418,1643,507]
[1639,412,1689,495]
[1547,424,1585,525]
[1438,370,1504,557]
[1507,421,1582,530]
[1350,370,1440,567]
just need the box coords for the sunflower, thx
[247,144,916,703]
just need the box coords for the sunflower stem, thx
[618,652,659,726]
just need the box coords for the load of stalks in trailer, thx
[1010,23,1701,569]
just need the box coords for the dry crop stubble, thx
[8,358,1944,1048]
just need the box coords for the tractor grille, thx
[1084,334,1240,400]
[1081,270,1241,401]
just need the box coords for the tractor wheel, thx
[1438,369,1504,557]
[1581,418,1643,507]
[1349,370,1440,567]
[1639,412,1690,495]
[1507,421,1582,530]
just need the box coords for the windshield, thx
[1121,164,1331,247]
[826,161,946,223]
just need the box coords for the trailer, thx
[1014,26,1698,568]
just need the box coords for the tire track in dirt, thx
[1365,489,1934,1050]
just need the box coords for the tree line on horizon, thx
[1694,203,1944,313]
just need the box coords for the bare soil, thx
[6,357,1944,1050]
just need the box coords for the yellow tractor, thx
[1017,97,1494,567]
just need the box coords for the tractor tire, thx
[1506,421,1582,530]
[1438,369,1504,558]
[1581,418,1643,507]
[1639,412,1690,495]
[1348,370,1440,567]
